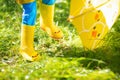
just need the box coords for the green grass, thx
[0,0,120,80]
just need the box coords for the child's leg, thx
[39,0,63,39]
[19,0,40,61]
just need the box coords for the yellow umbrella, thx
[68,0,120,50]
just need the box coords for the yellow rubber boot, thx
[20,25,40,61]
[39,0,63,39]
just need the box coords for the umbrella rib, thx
[71,0,111,19]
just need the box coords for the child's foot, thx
[41,25,63,39]
[20,48,40,61]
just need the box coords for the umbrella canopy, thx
[68,0,120,50]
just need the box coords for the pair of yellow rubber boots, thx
[20,1,63,61]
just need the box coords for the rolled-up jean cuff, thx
[22,0,37,26]
[42,0,56,5]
